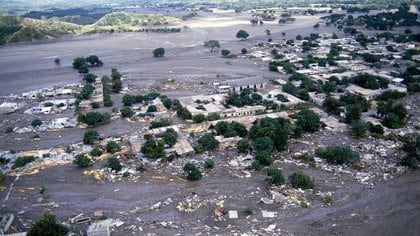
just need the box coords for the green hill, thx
[0,12,179,45]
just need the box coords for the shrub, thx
[12,156,35,169]
[316,146,359,165]
[369,124,384,135]
[248,160,262,171]
[256,150,272,166]
[193,114,207,123]
[107,157,122,172]
[162,128,177,147]
[254,137,274,153]
[221,49,231,57]
[27,213,69,236]
[91,147,103,157]
[350,120,368,138]
[237,139,250,153]
[141,139,165,159]
[120,107,134,118]
[73,154,92,167]
[289,171,315,189]
[197,134,219,151]
[153,47,165,57]
[322,196,333,205]
[150,118,172,129]
[243,207,253,216]
[207,112,220,121]
[123,172,130,177]
[0,172,5,182]
[183,163,202,181]
[39,185,46,195]
[147,105,157,112]
[266,168,285,185]
[106,141,121,154]
[83,130,99,145]
[31,119,43,127]
[241,48,247,54]
[91,102,100,109]
[204,158,215,169]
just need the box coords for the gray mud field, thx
[0,10,419,235]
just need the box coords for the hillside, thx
[0,12,179,45]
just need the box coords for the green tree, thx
[256,150,272,166]
[78,64,89,74]
[91,147,103,157]
[323,96,341,115]
[193,114,207,123]
[73,154,93,167]
[27,213,69,236]
[147,105,157,112]
[120,107,134,118]
[207,112,220,121]
[221,49,231,57]
[197,134,219,151]
[204,158,215,169]
[241,48,247,54]
[350,120,367,138]
[141,138,166,159]
[295,109,321,133]
[153,47,165,57]
[12,156,35,169]
[236,30,249,40]
[316,146,359,165]
[345,104,362,123]
[106,141,121,154]
[266,168,285,186]
[31,119,43,127]
[83,73,97,83]
[183,163,202,181]
[289,171,315,189]
[203,40,220,52]
[237,139,250,153]
[83,130,99,145]
[254,136,274,153]
[162,128,177,147]
[73,57,86,69]
[107,157,122,172]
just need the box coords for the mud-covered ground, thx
[0,9,419,236]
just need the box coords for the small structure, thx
[173,139,194,158]
[345,85,380,100]
[217,76,266,93]
[0,102,20,114]
[87,219,112,236]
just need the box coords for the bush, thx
[289,171,315,189]
[27,213,69,236]
[241,48,247,54]
[294,109,321,133]
[350,120,368,138]
[197,134,219,151]
[91,147,103,157]
[162,128,177,147]
[0,172,5,182]
[120,107,134,118]
[322,196,333,205]
[316,146,360,165]
[221,49,231,57]
[254,137,274,153]
[153,47,165,57]
[12,156,35,169]
[91,102,100,109]
[106,141,121,154]
[256,150,272,166]
[248,160,262,171]
[193,114,207,123]
[204,158,215,169]
[183,163,202,181]
[150,118,172,129]
[369,124,384,135]
[107,157,122,172]
[31,119,43,127]
[83,130,99,145]
[243,207,253,216]
[141,139,165,159]
[266,168,285,186]
[147,105,157,112]
[237,139,250,153]
[73,154,92,167]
